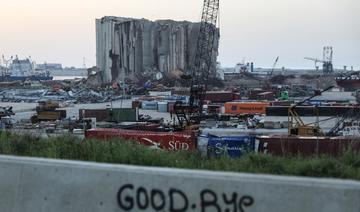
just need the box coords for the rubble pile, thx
[0,87,126,104]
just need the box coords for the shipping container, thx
[132,100,141,109]
[266,106,360,117]
[270,101,294,106]
[263,121,282,129]
[164,95,188,103]
[79,109,107,122]
[224,102,270,115]
[158,102,168,113]
[205,104,222,114]
[257,91,275,101]
[149,91,172,96]
[257,135,360,156]
[113,122,162,131]
[141,101,158,110]
[204,135,255,158]
[37,110,66,121]
[106,108,138,122]
[204,91,240,103]
[168,102,176,114]
[85,128,196,151]
[249,89,266,100]
[201,127,287,137]
[171,89,190,96]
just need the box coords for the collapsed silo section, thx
[96,16,219,85]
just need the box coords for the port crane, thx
[174,0,220,128]
[268,56,279,78]
[305,46,334,75]
[263,56,280,89]
[288,86,334,136]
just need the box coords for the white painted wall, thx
[0,155,359,212]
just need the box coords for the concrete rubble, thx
[0,84,128,104]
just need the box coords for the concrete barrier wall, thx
[0,155,359,212]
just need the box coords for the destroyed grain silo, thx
[96,16,219,84]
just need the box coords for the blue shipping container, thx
[207,135,255,158]
[164,96,188,103]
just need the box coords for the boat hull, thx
[336,79,360,91]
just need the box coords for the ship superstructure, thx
[0,56,53,82]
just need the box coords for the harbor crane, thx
[174,0,220,128]
[268,56,279,77]
[263,56,280,89]
[305,46,334,75]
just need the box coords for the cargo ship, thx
[336,73,360,91]
[0,58,53,82]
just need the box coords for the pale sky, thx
[0,0,359,69]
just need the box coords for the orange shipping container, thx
[224,102,270,115]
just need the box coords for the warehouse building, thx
[96,16,219,84]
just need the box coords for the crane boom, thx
[288,86,334,136]
[305,47,334,74]
[304,57,326,64]
[174,0,220,128]
[190,0,220,109]
[268,56,279,77]
[193,0,220,83]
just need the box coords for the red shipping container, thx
[257,135,360,157]
[79,109,107,122]
[257,91,275,101]
[168,102,176,114]
[249,89,265,100]
[85,128,196,151]
[204,91,240,103]
[224,102,269,115]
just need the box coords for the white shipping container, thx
[141,101,158,110]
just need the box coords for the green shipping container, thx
[106,108,138,122]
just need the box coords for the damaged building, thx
[96,16,219,84]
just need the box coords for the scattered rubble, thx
[0,82,130,104]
